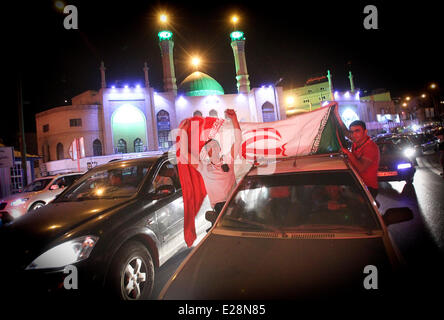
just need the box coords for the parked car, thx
[0,173,84,225]
[159,154,413,300]
[376,141,416,183]
[0,154,210,300]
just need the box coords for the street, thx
[151,151,444,299]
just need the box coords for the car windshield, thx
[56,162,154,202]
[377,143,401,155]
[217,171,380,233]
[408,135,425,144]
[390,137,411,147]
[23,179,53,192]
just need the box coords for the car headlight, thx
[403,148,415,158]
[25,235,99,270]
[11,198,29,206]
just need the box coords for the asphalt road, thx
[150,151,444,300]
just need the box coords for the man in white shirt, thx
[179,109,242,224]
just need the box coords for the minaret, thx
[230,30,250,94]
[143,62,150,88]
[100,61,106,88]
[327,70,334,99]
[348,71,355,93]
[158,30,177,95]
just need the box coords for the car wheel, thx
[29,202,45,211]
[107,240,154,300]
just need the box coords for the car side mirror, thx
[383,207,413,226]
[205,210,218,224]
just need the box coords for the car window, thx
[23,179,53,192]
[56,162,154,202]
[217,171,380,232]
[63,175,82,186]
[150,161,180,193]
[377,143,399,155]
[50,177,67,189]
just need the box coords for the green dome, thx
[179,71,224,96]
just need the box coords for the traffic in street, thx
[152,146,444,300]
[2,3,444,310]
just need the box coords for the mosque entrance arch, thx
[111,104,147,153]
[262,101,276,122]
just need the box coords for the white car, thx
[0,173,84,224]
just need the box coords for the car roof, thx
[248,154,348,176]
[35,172,84,180]
[89,154,163,171]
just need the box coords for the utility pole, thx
[17,72,28,187]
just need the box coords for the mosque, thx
[35,26,398,173]
[36,28,287,166]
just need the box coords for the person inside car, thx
[109,171,123,187]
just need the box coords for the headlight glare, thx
[11,198,29,206]
[25,235,98,270]
[403,148,415,158]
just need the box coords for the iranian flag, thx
[176,102,348,247]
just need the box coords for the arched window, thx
[93,139,102,156]
[117,139,127,153]
[262,102,276,122]
[134,138,144,152]
[209,109,218,117]
[193,110,203,117]
[157,110,172,150]
[56,143,64,160]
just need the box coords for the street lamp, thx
[54,1,65,11]
[231,15,240,31]
[160,14,168,24]
[428,82,440,118]
[191,56,200,71]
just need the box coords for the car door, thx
[151,159,185,263]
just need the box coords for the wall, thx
[36,105,102,161]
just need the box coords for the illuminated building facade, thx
[36,28,287,166]
[283,71,399,132]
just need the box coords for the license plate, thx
[377,171,398,177]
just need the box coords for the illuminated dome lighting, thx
[158,30,173,41]
[179,71,225,97]
[230,30,245,41]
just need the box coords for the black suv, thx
[0,154,210,300]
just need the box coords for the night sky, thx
[3,0,443,148]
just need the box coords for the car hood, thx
[0,198,130,269]
[1,191,40,202]
[161,233,395,299]
[379,154,412,167]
